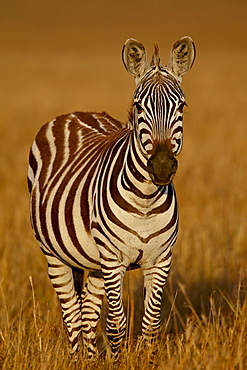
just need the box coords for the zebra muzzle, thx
[147,143,178,186]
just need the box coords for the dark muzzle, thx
[147,142,178,186]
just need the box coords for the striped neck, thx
[116,129,171,213]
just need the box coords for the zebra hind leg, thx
[46,255,83,356]
[72,266,84,304]
[81,270,105,359]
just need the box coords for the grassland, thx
[1,1,247,369]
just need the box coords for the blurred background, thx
[0,0,247,352]
[1,0,247,120]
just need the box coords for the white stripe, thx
[62,119,71,165]
[44,121,56,187]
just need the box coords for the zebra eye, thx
[134,102,144,114]
[177,102,187,113]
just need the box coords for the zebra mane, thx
[128,101,134,128]
[150,43,161,68]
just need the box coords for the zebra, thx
[28,36,195,359]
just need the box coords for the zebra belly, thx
[34,209,176,271]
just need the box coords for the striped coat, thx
[28,37,195,359]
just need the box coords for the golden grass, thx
[1,2,247,368]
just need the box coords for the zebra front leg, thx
[81,271,104,359]
[47,255,82,355]
[142,252,172,346]
[101,263,127,359]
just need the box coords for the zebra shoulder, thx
[73,111,124,135]
[33,111,125,156]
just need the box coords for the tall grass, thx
[1,11,247,368]
[0,268,246,369]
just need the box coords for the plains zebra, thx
[28,37,195,359]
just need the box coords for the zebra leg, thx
[142,253,172,345]
[102,265,127,359]
[80,271,104,358]
[46,255,82,355]
[72,267,84,303]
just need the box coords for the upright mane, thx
[150,43,161,68]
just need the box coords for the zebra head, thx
[122,37,195,186]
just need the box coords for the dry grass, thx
[1,1,247,369]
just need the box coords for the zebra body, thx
[28,37,195,358]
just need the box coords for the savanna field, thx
[0,1,247,369]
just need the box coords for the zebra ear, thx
[122,39,148,82]
[168,36,196,81]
